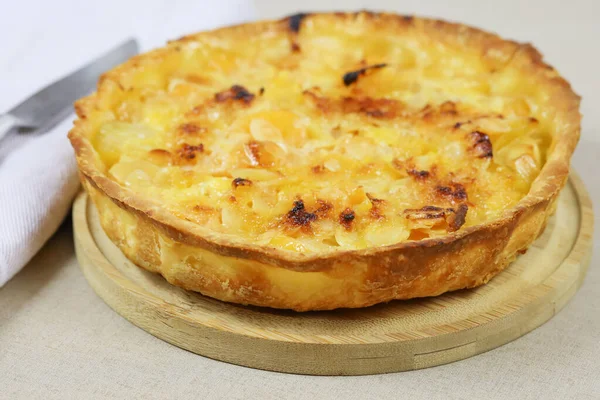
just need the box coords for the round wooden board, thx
[73,173,593,376]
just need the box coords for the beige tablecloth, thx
[2,1,599,399]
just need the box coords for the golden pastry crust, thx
[69,12,581,311]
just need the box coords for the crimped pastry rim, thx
[68,12,581,272]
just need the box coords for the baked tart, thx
[69,12,581,311]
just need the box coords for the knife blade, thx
[0,38,138,139]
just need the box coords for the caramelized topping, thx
[288,13,309,33]
[438,101,457,115]
[314,199,333,218]
[470,131,493,158]
[453,121,469,129]
[232,177,252,188]
[215,85,255,104]
[419,102,461,121]
[178,123,205,135]
[342,63,388,86]
[176,143,204,160]
[339,208,356,230]
[366,193,384,204]
[436,183,468,202]
[367,194,385,220]
[447,204,468,232]
[93,14,550,251]
[304,90,402,119]
[404,205,446,220]
[408,169,430,179]
[404,204,468,232]
[311,165,325,174]
[286,200,317,228]
[391,158,405,171]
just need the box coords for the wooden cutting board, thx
[73,173,593,376]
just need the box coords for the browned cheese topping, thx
[95,12,551,253]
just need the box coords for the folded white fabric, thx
[0,121,80,286]
[0,0,256,286]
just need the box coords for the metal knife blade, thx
[7,38,139,130]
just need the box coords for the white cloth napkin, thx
[0,122,80,286]
[0,0,257,286]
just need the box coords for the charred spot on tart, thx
[339,208,356,230]
[304,90,402,119]
[178,123,206,135]
[176,143,204,161]
[421,205,443,211]
[369,207,385,220]
[367,193,385,220]
[453,120,471,129]
[447,203,468,232]
[404,204,468,233]
[314,199,333,218]
[343,96,401,118]
[286,13,306,53]
[285,199,317,228]
[402,15,414,22]
[404,205,446,220]
[311,164,325,174]
[470,131,493,158]
[287,13,309,33]
[232,177,252,188]
[407,169,430,180]
[436,183,468,202]
[420,101,460,120]
[366,193,384,204]
[215,85,255,104]
[342,63,388,86]
[259,87,265,95]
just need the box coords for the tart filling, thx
[82,14,556,253]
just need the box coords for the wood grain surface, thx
[72,173,593,376]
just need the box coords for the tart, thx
[69,12,581,311]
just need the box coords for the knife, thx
[0,39,139,142]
